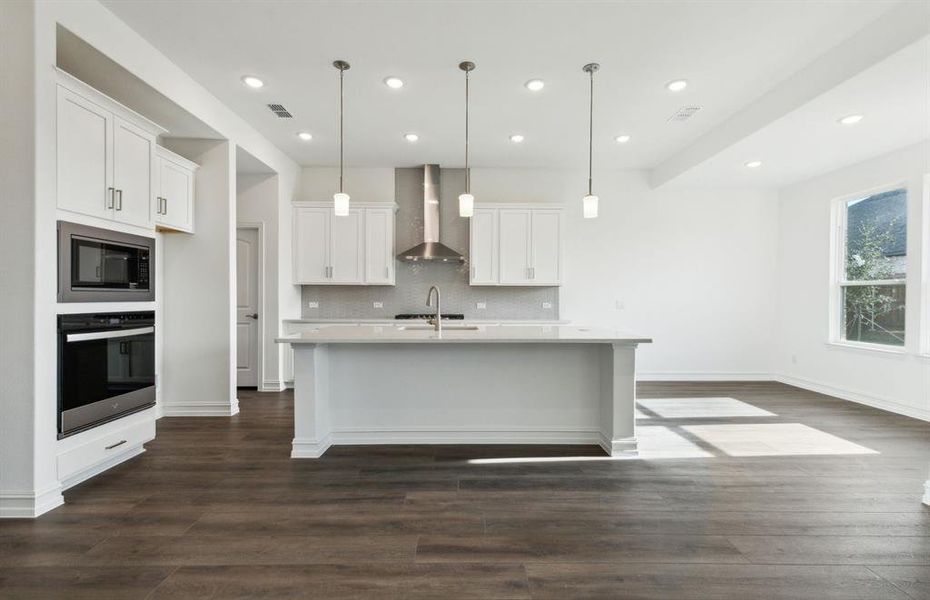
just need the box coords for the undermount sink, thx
[397,325,480,331]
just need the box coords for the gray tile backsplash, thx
[300,167,559,320]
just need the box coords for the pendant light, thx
[582,62,599,219]
[333,60,351,216]
[458,61,476,217]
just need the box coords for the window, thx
[833,187,907,348]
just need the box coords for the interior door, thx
[57,86,112,220]
[469,208,499,284]
[236,228,260,387]
[530,210,561,284]
[364,207,394,284]
[293,207,330,283]
[498,210,532,284]
[112,117,154,228]
[330,209,364,283]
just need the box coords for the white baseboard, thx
[638,372,773,382]
[292,429,609,458]
[292,435,333,458]
[0,483,64,519]
[259,380,285,392]
[775,374,930,422]
[59,445,145,491]
[598,433,638,457]
[161,398,240,417]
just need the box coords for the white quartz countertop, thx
[283,318,570,325]
[276,324,651,345]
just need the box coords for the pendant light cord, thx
[339,66,345,194]
[588,67,594,197]
[464,68,470,194]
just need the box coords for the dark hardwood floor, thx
[1,382,928,599]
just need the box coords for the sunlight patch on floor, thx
[635,424,715,459]
[681,423,879,457]
[638,397,777,419]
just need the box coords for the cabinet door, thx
[293,207,330,283]
[330,209,364,284]
[57,86,113,219]
[469,208,499,285]
[157,157,194,232]
[112,117,154,228]
[530,210,561,285]
[364,207,394,285]
[498,210,532,284]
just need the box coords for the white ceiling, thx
[100,0,901,178]
[671,36,930,188]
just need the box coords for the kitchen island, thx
[276,325,651,458]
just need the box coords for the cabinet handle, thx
[105,440,127,450]
[115,189,123,211]
[107,187,115,209]
[384,266,389,279]
[162,197,167,215]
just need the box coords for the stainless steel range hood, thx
[397,164,465,262]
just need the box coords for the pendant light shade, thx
[582,63,599,219]
[333,60,350,216]
[458,193,474,217]
[459,61,476,217]
[583,194,598,219]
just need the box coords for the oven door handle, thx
[65,327,154,343]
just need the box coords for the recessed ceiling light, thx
[615,134,631,144]
[384,76,404,89]
[241,75,264,89]
[838,114,864,125]
[666,79,688,92]
[509,134,525,143]
[297,132,312,141]
[404,133,419,142]
[744,160,763,168]
[525,79,545,92]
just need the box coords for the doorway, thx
[236,225,263,387]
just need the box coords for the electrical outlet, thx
[542,302,552,309]
[308,301,319,309]
[373,301,384,309]
[476,302,487,310]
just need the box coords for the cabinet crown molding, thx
[55,68,168,137]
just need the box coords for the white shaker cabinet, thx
[154,146,197,233]
[56,70,165,229]
[293,202,397,285]
[469,204,563,286]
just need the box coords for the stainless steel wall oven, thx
[57,312,155,438]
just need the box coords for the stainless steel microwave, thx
[58,221,155,302]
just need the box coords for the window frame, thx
[920,174,930,356]
[829,182,909,352]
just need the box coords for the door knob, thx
[246,313,258,319]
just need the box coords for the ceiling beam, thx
[650,1,930,188]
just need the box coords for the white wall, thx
[774,141,930,420]
[472,168,781,378]
[299,167,395,202]
[237,172,284,389]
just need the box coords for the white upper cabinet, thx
[365,207,395,285]
[499,210,532,285]
[154,146,197,233]
[294,207,330,283]
[111,117,154,228]
[469,204,563,287]
[56,71,165,230]
[293,202,397,285]
[57,87,112,220]
[330,209,364,284]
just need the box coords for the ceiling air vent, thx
[267,103,293,118]
[667,105,702,122]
